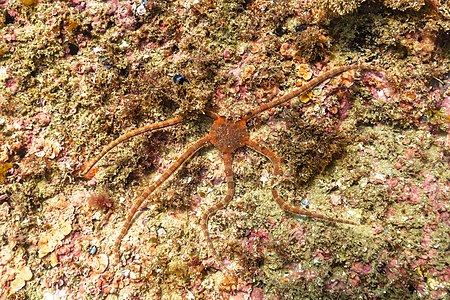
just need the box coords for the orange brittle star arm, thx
[80,116,183,178]
[113,134,211,263]
[200,152,235,272]
[246,139,358,225]
[243,63,377,121]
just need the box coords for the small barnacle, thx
[92,254,109,273]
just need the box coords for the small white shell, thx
[92,254,109,273]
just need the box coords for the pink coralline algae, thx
[243,228,269,256]
[351,261,372,275]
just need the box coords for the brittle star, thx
[80,63,377,272]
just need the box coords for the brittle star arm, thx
[80,116,183,176]
[246,139,358,225]
[243,63,374,121]
[203,110,220,120]
[113,134,211,262]
[200,152,235,272]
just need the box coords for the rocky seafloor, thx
[0,0,449,299]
